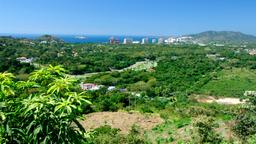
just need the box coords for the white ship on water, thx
[75,36,87,39]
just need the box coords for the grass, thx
[123,60,157,71]
[199,68,256,97]
[69,60,157,80]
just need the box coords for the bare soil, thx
[80,111,164,134]
[195,95,245,105]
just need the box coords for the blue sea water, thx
[0,33,158,43]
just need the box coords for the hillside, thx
[189,31,256,44]
[37,34,64,43]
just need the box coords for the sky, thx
[0,0,256,36]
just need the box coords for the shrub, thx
[87,125,149,144]
[94,92,128,112]
[233,92,256,141]
[233,110,256,141]
[140,104,154,113]
[192,116,223,143]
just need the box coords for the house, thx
[206,54,219,59]
[0,43,6,46]
[107,86,116,91]
[16,57,33,63]
[198,43,207,46]
[165,37,176,44]
[218,57,226,61]
[244,91,256,97]
[80,83,102,91]
[214,44,225,47]
[248,49,256,55]
[40,41,48,44]
[175,36,192,43]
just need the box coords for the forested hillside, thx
[1,37,256,143]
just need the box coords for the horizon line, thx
[0,30,256,37]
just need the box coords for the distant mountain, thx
[188,31,256,44]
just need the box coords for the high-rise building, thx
[123,38,133,44]
[109,37,115,44]
[141,38,149,44]
[109,37,120,44]
[158,38,164,44]
[152,39,157,44]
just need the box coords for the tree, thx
[0,65,91,143]
[233,94,256,141]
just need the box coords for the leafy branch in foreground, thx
[0,65,91,143]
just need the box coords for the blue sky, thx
[0,0,256,36]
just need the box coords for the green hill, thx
[189,31,256,44]
[37,34,64,43]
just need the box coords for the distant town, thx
[109,36,193,45]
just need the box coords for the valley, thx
[1,34,256,143]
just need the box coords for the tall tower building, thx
[141,38,149,44]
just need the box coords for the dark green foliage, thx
[88,91,129,112]
[155,54,219,92]
[140,104,154,113]
[87,70,152,88]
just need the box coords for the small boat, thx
[75,36,87,39]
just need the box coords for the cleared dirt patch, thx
[80,112,164,134]
[195,95,245,105]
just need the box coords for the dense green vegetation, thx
[1,36,256,143]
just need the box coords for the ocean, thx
[0,34,158,43]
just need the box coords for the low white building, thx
[176,36,192,42]
[248,49,256,56]
[16,57,33,63]
[244,91,256,97]
[80,83,103,91]
[39,41,48,44]
[165,37,176,44]
[132,41,140,44]
[214,44,225,47]
[107,86,116,91]
[198,43,207,46]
